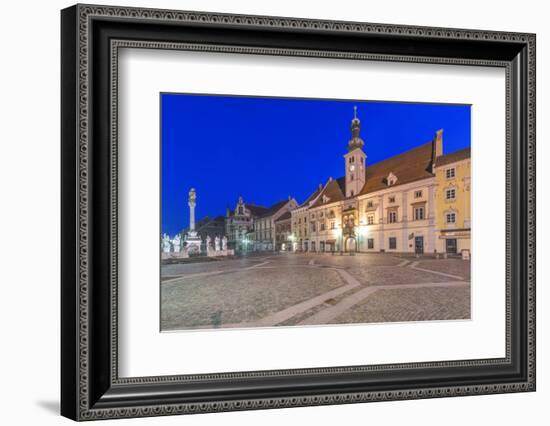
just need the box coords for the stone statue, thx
[215,236,220,251]
[162,233,171,253]
[172,234,181,253]
[189,187,196,202]
[206,235,212,252]
[222,236,227,251]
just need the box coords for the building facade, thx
[290,109,470,255]
[274,211,292,251]
[290,185,323,252]
[434,148,471,255]
[225,196,269,252]
[252,198,298,251]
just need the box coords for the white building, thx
[291,108,447,255]
[225,196,270,252]
[252,198,298,251]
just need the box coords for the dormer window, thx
[322,195,330,204]
[386,172,398,186]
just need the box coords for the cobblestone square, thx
[161,253,471,331]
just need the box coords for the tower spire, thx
[348,106,364,151]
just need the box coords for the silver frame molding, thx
[61,4,536,421]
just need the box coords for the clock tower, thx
[344,106,366,198]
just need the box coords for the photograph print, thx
[160,94,471,332]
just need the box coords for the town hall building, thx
[290,107,471,256]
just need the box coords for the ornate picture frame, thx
[61,4,535,421]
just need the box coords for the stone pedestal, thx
[185,231,202,255]
[206,249,234,257]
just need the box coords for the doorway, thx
[414,236,424,254]
[345,237,356,253]
[446,238,457,254]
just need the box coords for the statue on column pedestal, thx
[184,188,202,255]
[215,236,220,251]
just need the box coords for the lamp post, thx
[242,237,247,252]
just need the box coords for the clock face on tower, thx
[349,164,355,172]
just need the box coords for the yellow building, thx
[434,147,471,256]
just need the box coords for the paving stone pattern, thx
[160,253,471,331]
[333,286,470,324]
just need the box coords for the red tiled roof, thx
[300,140,437,208]
[358,141,435,195]
[298,186,322,208]
[257,199,291,218]
[308,178,346,209]
[436,147,471,167]
[274,211,292,222]
[246,204,269,216]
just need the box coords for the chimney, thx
[435,129,443,157]
[431,129,444,172]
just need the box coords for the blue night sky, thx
[161,94,471,236]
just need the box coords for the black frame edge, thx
[61,4,79,421]
[61,4,536,421]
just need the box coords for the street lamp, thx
[241,237,249,254]
[288,234,296,252]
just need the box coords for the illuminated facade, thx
[290,110,471,255]
[274,211,293,251]
[225,196,268,252]
[252,198,298,251]
[434,148,471,255]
